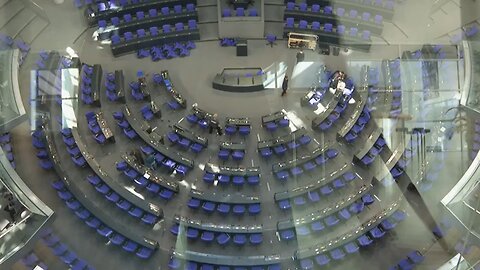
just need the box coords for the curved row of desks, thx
[98,12,198,40]
[274,163,352,201]
[121,153,179,192]
[86,0,196,25]
[258,128,307,149]
[173,215,262,234]
[284,9,383,35]
[337,67,369,138]
[71,128,163,217]
[204,163,260,177]
[41,121,158,250]
[294,200,401,259]
[355,127,382,159]
[272,143,333,173]
[300,0,394,20]
[311,89,343,128]
[123,104,194,169]
[172,250,283,267]
[190,188,259,204]
[277,184,372,230]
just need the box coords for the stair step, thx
[0,0,24,29]
[18,16,49,44]
[1,8,36,38]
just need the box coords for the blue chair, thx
[286,17,294,28]
[217,233,231,245]
[247,175,260,185]
[191,143,203,153]
[233,204,246,215]
[249,8,257,16]
[312,21,320,30]
[278,200,291,210]
[280,229,295,241]
[357,234,373,246]
[369,226,385,239]
[260,147,273,158]
[249,233,263,245]
[233,234,247,245]
[218,149,230,160]
[148,9,157,17]
[175,22,184,31]
[201,231,215,242]
[188,198,201,209]
[307,191,320,202]
[161,6,169,15]
[325,215,339,227]
[136,11,145,20]
[300,259,314,270]
[225,125,236,135]
[248,203,261,215]
[136,247,153,259]
[315,254,330,266]
[330,248,345,260]
[188,19,197,29]
[217,203,230,214]
[202,202,216,213]
[299,20,308,29]
[324,5,333,14]
[232,150,245,161]
[223,8,231,17]
[286,2,295,10]
[174,5,182,13]
[186,3,195,12]
[311,4,320,13]
[239,125,250,135]
[236,8,245,16]
[187,228,199,239]
[123,13,132,22]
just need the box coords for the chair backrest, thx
[312,21,320,30]
[188,19,197,29]
[337,25,345,35]
[124,31,133,40]
[299,3,307,11]
[111,16,120,26]
[362,12,370,21]
[161,6,169,15]
[175,22,184,31]
[374,14,383,24]
[286,17,294,27]
[349,10,358,18]
[337,7,345,16]
[123,13,132,22]
[311,4,320,12]
[111,34,121,44]
[249,8,257,16]
[236,7,245,16]
[98,20,107,28]
[299,20,308,28]
[150,26,159,36]
[174,5,182,13]
[286,2,295,10]
[324,6,332,14]
[163,24,171,33]
[223,8,231,17]
[186,3,195,12]
[137,29,146,37]
[136,11,144,20]
[149,9,157,17]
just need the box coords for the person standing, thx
[209,114,223,135]
[281,75,289,96]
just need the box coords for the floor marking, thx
[267,182,271,192]
[374,194,381,202]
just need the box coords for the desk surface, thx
[123,104,194,168]
[274,163,351,201]
[172,124,208,146]
[43,124,158,250]
[95,112,114,140]
[258,128,307,149]
[312,90,343,127]
[173,250,282,266]
[226,117,250,126]
[355,128,382,158]
[71,128,162,217]
[160,70,187,107]
[220,141,245,151]
[204,163,260,176]
[190,188,259,204]
[261,110,286,124]
[272,143,332,173]
[174,215,262,233]
[122,154,179,192]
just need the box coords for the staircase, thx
[0,0,49,44]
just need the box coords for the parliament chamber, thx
[1,0,480,270]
